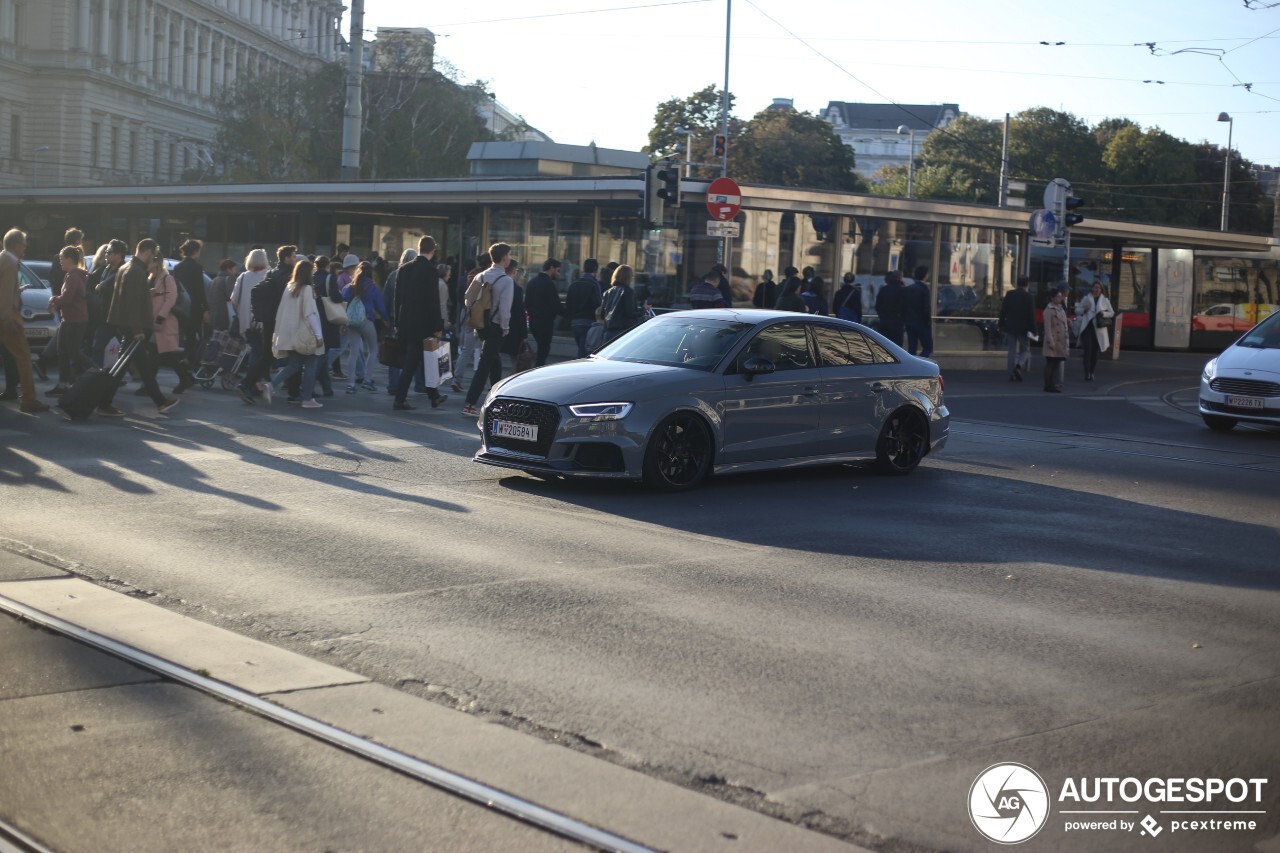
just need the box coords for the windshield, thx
[18,263,46,290]
[597,318,754,370]
[1237,312,1280,349]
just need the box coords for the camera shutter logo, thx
[969,763,1050,844]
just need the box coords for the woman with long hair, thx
[341,265,385,392]
[46,245,95,394]
[601,264,647,344]
[1075,281,1115,381]
[775,277,809,313]
[265,259,324,408]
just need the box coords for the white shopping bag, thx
[423,340,453,388]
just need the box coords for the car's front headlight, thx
[1202,357,1218,382]
[568,402,634,420]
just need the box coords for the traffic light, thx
[713,134,726,158]
[644,162,664,228]
[656,159,680,206]
[1064,191,1085,229]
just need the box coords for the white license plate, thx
[1225,395,1265,410]
[492,420,539,442]
[27,328,50,337]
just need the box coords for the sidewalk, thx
[0,546,859,853]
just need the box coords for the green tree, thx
[645,84,737,175]
[1099,125,1197,225]
[731,108,862,191]
[212,63,346,182]
[212,61,492,182]
[868,114,1001,203]
[1007,108,1103,210]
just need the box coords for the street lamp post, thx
[32,145,50,188]
[1217,112,1233,232]
[896,125,916,199]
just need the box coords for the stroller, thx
[193,329,250,390]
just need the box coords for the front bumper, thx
[1198,375,1280,426]
[473,396,648,479]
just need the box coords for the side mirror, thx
[741,356,776,381]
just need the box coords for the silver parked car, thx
[1199,309,1280,431]
[473,309,950,490]
[17,259,60,347]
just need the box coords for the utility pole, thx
[340,0,364,181]
[719,0,732,266]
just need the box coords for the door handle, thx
[803,386,819,397]
[869,382,888,393]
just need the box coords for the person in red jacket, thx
[46,245,95,395]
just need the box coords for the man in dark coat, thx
[998,275,1037,381]
[100,238,177,415]
[903,264,933,358]
[172,238,208,386]
[874,270,907,346]
[392,235,446,409]
[524,258,562,367]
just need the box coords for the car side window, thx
[866,337,898,364]
[814,326,879,366]
[738,323,814,371]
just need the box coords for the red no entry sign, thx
[706,177,741,221]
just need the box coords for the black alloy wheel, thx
[874,408,928,475]
[643,412,713,491]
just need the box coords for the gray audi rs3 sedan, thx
[473,309,950,491]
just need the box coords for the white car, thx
[1199,310,1280,431]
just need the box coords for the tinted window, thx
[17,263,46,290]
[814,326,878,366]
[738,323,814,371]
[600,318,753,369]
[866,337,897,363]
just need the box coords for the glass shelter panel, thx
[934,226,1020,353]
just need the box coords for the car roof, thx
[655,308,820,324]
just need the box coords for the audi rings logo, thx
[969,763,1050,844]
[499,402,533,419]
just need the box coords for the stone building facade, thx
[823,102,960,181]
[0,0,342,189]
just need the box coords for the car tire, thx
[1202,414,1237,432]
[643,411,713,492]
[874,408,928,475]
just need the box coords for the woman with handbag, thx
[266,259,324,409]
[1076,281,1115,381]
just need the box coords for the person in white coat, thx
[1075,281,1115,381]
[266,259,325,408]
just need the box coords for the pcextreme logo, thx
[968,763,1050,844]
[968,763,1270,844]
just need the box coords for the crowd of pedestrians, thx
[3,223,1123,416]
[0,230,642,421]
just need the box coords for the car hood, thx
[20,288,52,313]
[1217,344,1280,378]
[492,358,707,404]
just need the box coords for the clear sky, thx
[354,0,1280,173]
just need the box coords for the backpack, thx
[464,273,494,330]
[346,291,367,328]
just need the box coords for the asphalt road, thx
[1,358,1278,852]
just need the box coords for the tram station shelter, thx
[3,169,1275,365]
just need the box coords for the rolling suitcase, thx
[58,338,142,421]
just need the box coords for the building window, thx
[91,122,101,167]
[111,125,119,170]
[153,138,161,181]
[129,130,138,175]
[9,114,19,160]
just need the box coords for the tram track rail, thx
[0,594,657,853]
